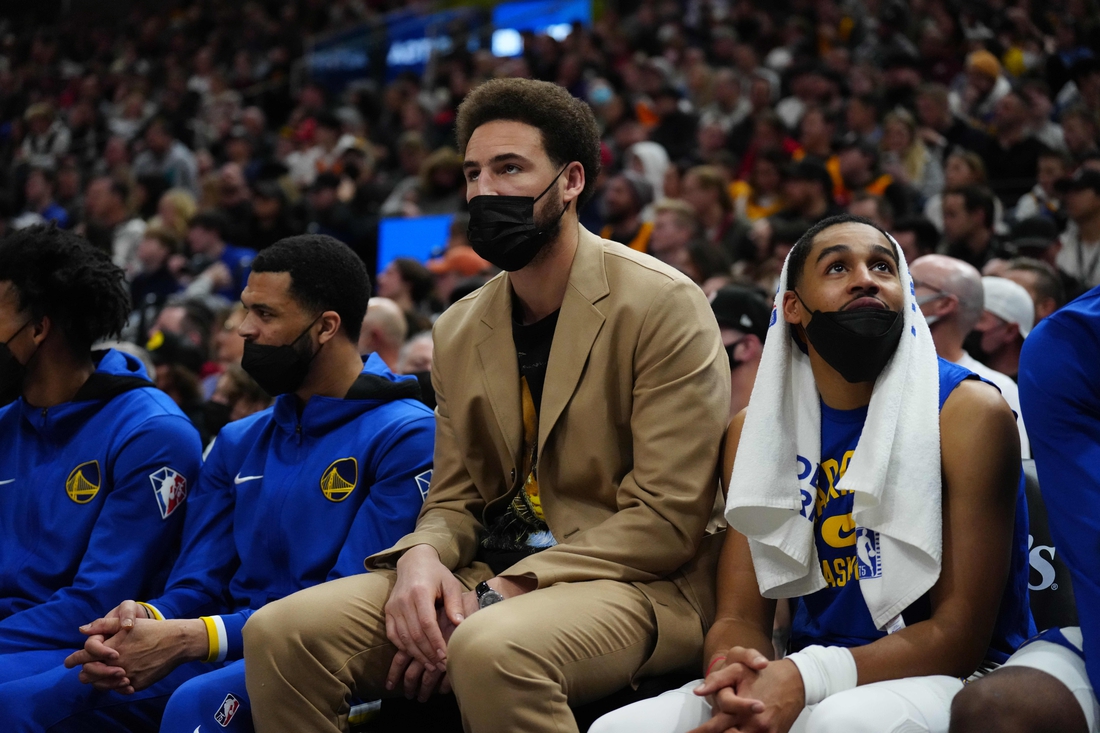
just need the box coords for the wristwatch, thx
[475,581,505,609]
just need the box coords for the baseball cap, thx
[1054,168,1100,195]
[710,285,771,342]
[981,277,1034,338]
[426,245,490,277]
[966,49,1002,79]
[1007,216,1059,254]
[146,330,206,375]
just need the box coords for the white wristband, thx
[786,645,858,706]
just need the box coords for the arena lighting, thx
[491,0,592,57]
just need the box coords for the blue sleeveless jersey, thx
[790,357,1035,664]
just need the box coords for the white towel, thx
[724,234,943,630]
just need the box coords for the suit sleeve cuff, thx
[199,616,228,663]
[136,602,165,621]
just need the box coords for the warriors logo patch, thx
[150,467,188,519]
[320,458,358,502]
[213,692,241,727]
[65,461,101,504]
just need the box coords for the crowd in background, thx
[2,0,1100,441]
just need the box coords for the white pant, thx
[589,675,965,733]
[1002,627,1098,733]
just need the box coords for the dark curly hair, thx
[455,78,602,210]
[251,234,370,342]
[0,225,130,352]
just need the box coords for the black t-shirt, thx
[512,303,560,414]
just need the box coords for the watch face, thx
[478,591,504,609]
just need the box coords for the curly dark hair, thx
[251,234,370,341]
[455,78,602,210]
[0,225,130,352]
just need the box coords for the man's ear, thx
[317,311,343,345]
[562,161,586,205]
[30,315,50,347]
[782,290,803,325]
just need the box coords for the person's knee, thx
[446,610,501,678]
[949,668,1085,733]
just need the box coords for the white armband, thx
[786,645,858,706]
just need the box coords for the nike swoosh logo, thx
[233,474,263,485]
[0,479,14,486]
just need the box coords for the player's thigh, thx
[162,659,250,733]
[807,675,964,733]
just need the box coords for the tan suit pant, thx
[243,569,674,733]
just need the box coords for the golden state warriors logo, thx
[320,458,358,502]
[65,461,102,504]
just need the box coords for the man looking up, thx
[710,285,769,419]
[911,254,1029,457]
[0,235,435,733]
[591,215,1032,733]
[243,77,729,733]
[0,225,201,684]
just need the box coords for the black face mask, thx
[794,292,904,384]
[202,400,233,436]
[240,317,321,396]
[0,320,34,406]
[467,166,570,272]
[962,330,991,364]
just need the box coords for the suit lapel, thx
[538,229,609,454]
[476,275,523,468]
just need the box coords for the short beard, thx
[527,195,569,269]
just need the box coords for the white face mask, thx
[916,291,950,328]
[924,314,940,327]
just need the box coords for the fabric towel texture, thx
[724,233,943,630]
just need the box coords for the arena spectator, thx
[1055,168,1100,289]
[242,77,729,733]
[592,215,1032,733]
[951,49,1013,125]
[18,102,70,170]
[204,363,272,437]
[941,185,1006,270]
[358,297,407,372]
[924,150,1006,235]
[132,117,200,197]
[27,235,434,733]
[1001,257,1067,324]
[396,330,434,377]
[911,254,1030,458]
[710,284,769,419]
[153,188,198,245]
[599,171,654,252]
[305,172,359,247]
[891,216,941,263]
[774,158,843,226]
[914,83,992,164]
[246,181,301,251]
[950,284,1100,733]
[0,226,200,685]
[19,167,69,228]
[1015,149,1071,223]
[425,224,491,305]
[968,276,1035,381]
[648,198,699,271]
[183,210,254,303]
[129,227,183,312]
[376,257,436,334]
[83,177,146,278]
[848,192,895,231]
[983,89,1048,207]
[880,108,945,203]
[730,149,787,223]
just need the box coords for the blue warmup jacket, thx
[1018,284,1100,695]
[139,354,435,663]
[0,349,202,653]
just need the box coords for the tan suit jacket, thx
[369,227,730,677]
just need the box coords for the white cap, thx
[981,276,1035,338]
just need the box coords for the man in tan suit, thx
[243,78,730,733]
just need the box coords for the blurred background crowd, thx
[2,0,1098,442]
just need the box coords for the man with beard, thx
[0,235,435,732]
[243,77,729,733]
[599,171,654,252]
